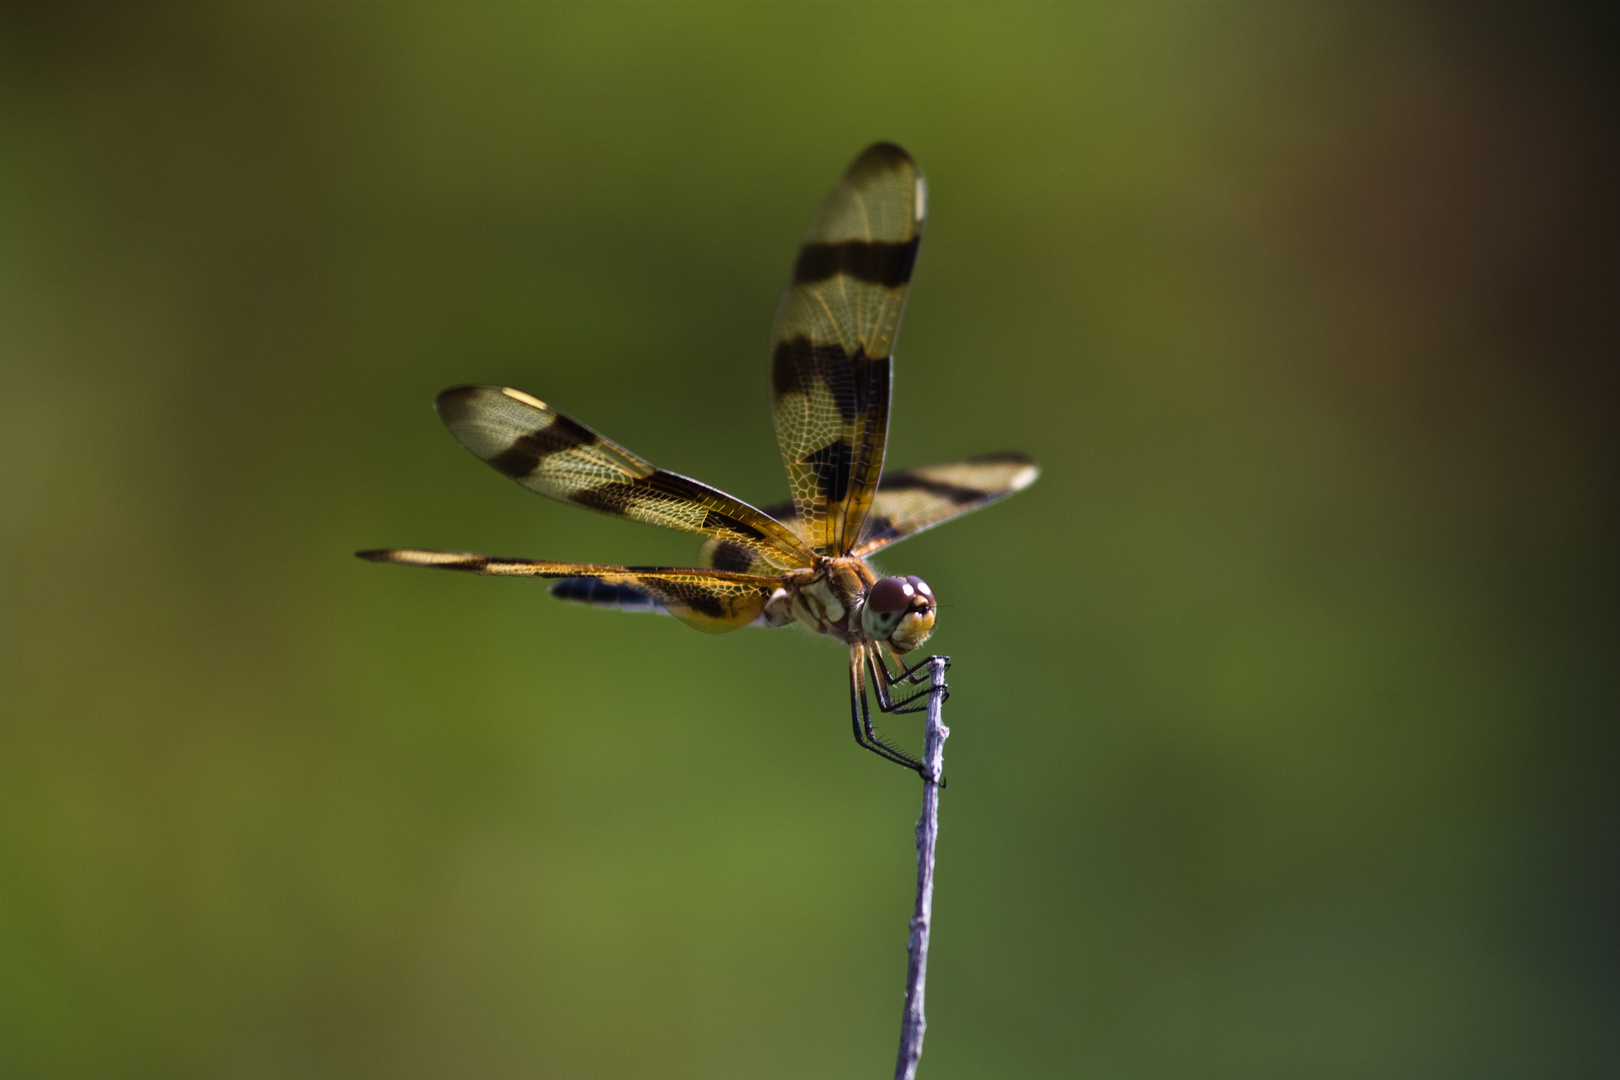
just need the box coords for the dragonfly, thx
[358,143,1038,777]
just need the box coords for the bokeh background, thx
[2,4,1615,1078]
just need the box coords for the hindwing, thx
[355,549,781,634]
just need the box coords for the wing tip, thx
[846,143,925,223]
[355,548,393,563]
[963,451,1040,491]
[433,385,483,422]
[854,141,914,171]
[838,143,925,223]
[434,383,549,416]
[355,548,486,570]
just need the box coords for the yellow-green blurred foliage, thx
[2,5,1614,1078]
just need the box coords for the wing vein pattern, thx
[436,384,814,570]
[770,143,926,556]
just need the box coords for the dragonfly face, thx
[860,575,936,655]
[358,143,1037,777]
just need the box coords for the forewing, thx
[850,453,1040,556]
[771,143,926,556]
[436,385,813,569]
[356,549,781,634]
[699,499,797,573]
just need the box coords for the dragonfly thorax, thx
[778,559,937,654]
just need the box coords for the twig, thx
[894,654,950,1080]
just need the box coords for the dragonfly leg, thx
[869,647,951,714]
[848,648,928,776]
[881,650,952,686]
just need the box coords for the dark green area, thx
[2,5,1615,1077]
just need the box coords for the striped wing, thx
[355,549,781,634]
[770,143,926,557]
[701,453,1038,565]
[436,385,814,570]
[851,453,1039,556]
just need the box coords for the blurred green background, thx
[2,4,1615,1078]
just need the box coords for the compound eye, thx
[867,576,915,614]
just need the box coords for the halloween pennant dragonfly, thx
[359,143,1038,777]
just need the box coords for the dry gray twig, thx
[894,654,950,1080]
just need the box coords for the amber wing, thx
[851,453,1040,556]
[770,143,926,557]
[436,385,814,570]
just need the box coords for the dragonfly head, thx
[861,575,937,654]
